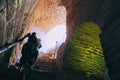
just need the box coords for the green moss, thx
[57,22,105,80]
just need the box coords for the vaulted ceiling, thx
[25,0,66,32]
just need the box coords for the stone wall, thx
[56,0,103,70]
[0,0,37,66]
[96,0,120,80]
[100,18,120,80]
[56,22,105,80]
[58,0,120,80]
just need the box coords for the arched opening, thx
[9,0,67,71]
[23,24,66,59]
[38,25,66,57]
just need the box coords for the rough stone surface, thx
[57,1,120,80]
[25,0,66,32]
[56,22,105,80]
[0,0,37,66]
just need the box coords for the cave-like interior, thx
[0,0,120,80]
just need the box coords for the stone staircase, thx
[25,56,57,80]
[25,57,56,80]
[0,56,57,80]
[25,69,55,80]
[33,56,56,72]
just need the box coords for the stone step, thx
[25,69,55,80]
[1,58,56,80]
[33,58,56,72]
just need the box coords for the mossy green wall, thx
[56,22,105,80]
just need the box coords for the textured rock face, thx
[56,22,105,80]
[58,0,120,80]
[25,0,66,32]
[0,0,36,45]
[0,0,37,65]
[61,0,102,39]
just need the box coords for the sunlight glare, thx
[39,24,66,54]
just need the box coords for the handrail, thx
[0,33,30,53]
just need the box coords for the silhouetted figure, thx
[19,32,42,70]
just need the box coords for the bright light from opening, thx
[28,24,66,56]
[39,25,66,54]
[29,25,45,39]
